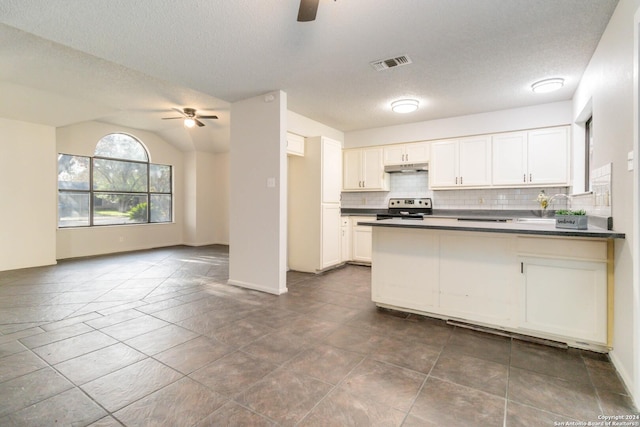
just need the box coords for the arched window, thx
[57,133,172,227]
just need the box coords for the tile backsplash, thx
[341,172,570,210]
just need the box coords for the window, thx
[58,133,172,227]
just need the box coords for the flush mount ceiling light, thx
[183,118,196,128]
[391,99,419,113]
[531,78,565,93]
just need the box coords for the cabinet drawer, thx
[517,236,607,261]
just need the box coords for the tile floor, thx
[0,245,637,426]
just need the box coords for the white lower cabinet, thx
[372,228,438,311]
[340,216,351,263]
[321,204,342,269]
[519,257,607,344]
[438,234,517,325]
[371,229,610,348]
[351,216,372,263]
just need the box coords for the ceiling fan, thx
[162,107,218,128]
[297,0,320,22]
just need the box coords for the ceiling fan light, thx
[184,118,196,128]
[531,78,565,93]
[391,99,419,113]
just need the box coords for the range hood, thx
[384,163,429,173]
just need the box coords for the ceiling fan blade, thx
[195,119,205,127]
[297,0,319,22]
[172,107,188,117]
[162,117,183,120]
[197,115,218,119]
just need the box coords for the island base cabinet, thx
[438,234,518,326]
[519,257,607,344]
[372,228,439,311]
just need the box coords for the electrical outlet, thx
[479,198,485,204]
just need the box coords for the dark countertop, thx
[356,217,625,239]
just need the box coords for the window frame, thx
[57,134,173,228]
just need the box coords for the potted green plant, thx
[555,209,588,230]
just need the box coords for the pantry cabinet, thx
[343,148,390,191]
[429,136,491,188]
[383,141,429,165]
[289,136,343,273]
[492,126,569,186]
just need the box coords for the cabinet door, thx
[528,127,569,185]
[430,140,459,188]
[372,227,439,311]
[492,132,528,185]
[322,138,343,203]
[351,217,372,263]
[286,132,305,157]
[340,217,351,262]
[405,141,430,163]
[458,136,491,186]
[439,234,517,325]
[383,145,406,165]
[519,257,607,343]
[343,149,362,190]
[321,204,342,269]
[361,147,386,190]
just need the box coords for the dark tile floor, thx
[0,245,637,426]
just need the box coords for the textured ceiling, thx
[0,0,619,152]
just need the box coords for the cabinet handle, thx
[521,262,524,274]
[460,176,463,185]
[529,173,532,182]
[455,177,458,185]
[523,174,526,183]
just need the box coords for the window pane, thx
[58,154,90,190]
[94,159,148,192]
[93,193,148,225]
[58,192,90,227]
[150,194,172,223]
[94,133,148,161]
[150,164,171,193]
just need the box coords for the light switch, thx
[266,177,276,188]
[628,151,634,171]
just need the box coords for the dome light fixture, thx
[183,118,196,128]
[391,99,419,113]
[531,78,565,93]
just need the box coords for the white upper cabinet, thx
[343,147,389,191]
[492,131,528,185]
[527,127,570,185]
[492,126,569,186]
[383,141,430,165]
[286,132,305,157]
[430,136,491,188]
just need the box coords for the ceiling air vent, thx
[370,55,412,72]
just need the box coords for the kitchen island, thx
[361,217,625,351]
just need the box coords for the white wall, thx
[573,0,640,406]
[212,152,229,245]
[229,91,288,295]
[288,110,344,142]
[183,151,219,246]
[56,121,184,259]
[344,101,572,148]
[0,118,57,271]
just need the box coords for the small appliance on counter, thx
[376,198,433,220]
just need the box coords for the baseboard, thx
[227,279,288,295]
[609,350,639,408]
